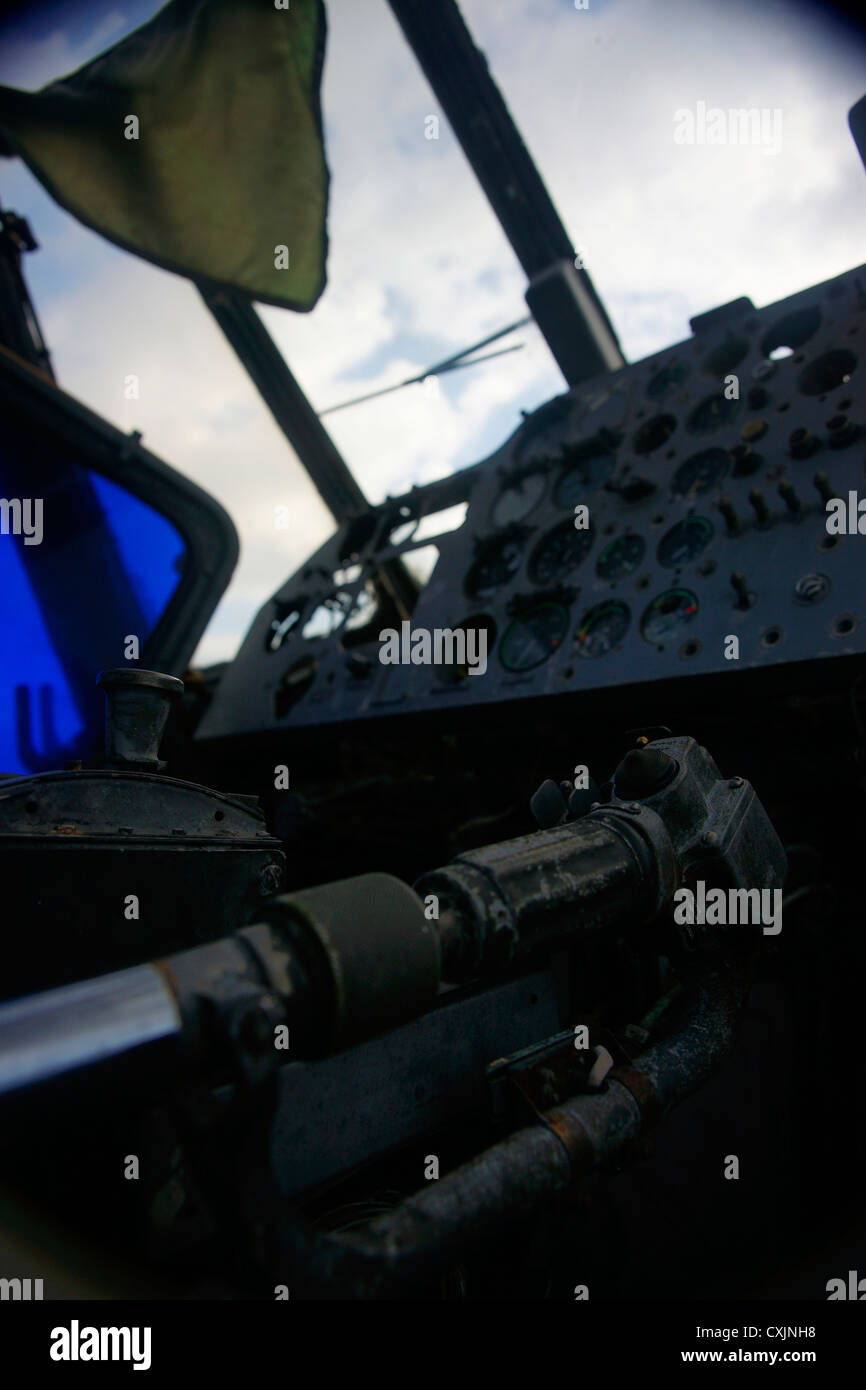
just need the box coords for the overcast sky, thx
[1,0,865,665]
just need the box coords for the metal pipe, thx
[283,972,748,1297]
[418,802,677,981]
[0,965,181,1097]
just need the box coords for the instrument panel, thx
[198,264,866,740]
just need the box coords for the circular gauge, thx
[596,532,645,581]
[529,519,594,584]
[514,395,575,466]
[647,360,690,398]
[633,414,676,454]
[575,600,630,658]
[500,602,569,672]
[554,452,615,508]
[685,394,740,434]
[672,449,729,499]
[657,516,714,568]
[641,589,699,644]
[490,472,547,526]
[798,349,857,396]
[465,534,526,600]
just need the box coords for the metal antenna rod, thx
[387,0,625,386]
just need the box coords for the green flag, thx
[0,0,329,310]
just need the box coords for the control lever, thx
[0,736,786,1097]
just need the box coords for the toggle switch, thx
[814,471,836,505]
[778,479,802,515]
[730,571,754,610]
[717,495,741,535]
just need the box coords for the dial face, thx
[596,532,645,581]
[554,451,614,508]
[672,449,729,499]
[500,602,569,672]
[641,589,699,643]
[647,359,690,398]
[685,394,740,434]
[464,534,525,599]
[490,472,547,526]
[657,516,714,568]
[529,519,594,584]
[633,413,677,454]
[574,600,630,658]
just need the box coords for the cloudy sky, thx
[1,0,865,665]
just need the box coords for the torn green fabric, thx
[0,0,329,310]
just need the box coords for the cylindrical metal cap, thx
[97,668,184,770]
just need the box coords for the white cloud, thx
[2,0,865,667]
